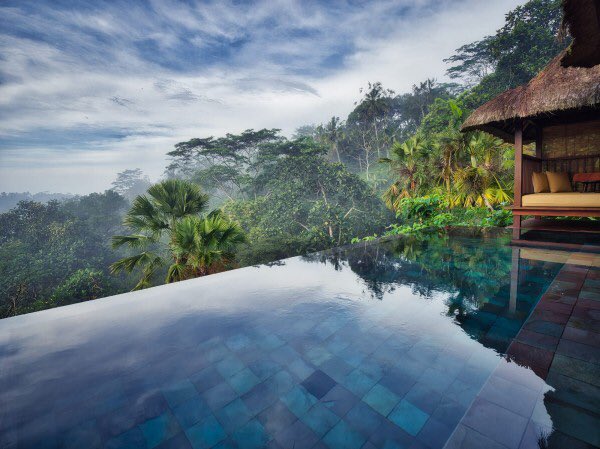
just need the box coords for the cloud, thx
[0,0,522,194]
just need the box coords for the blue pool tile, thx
[231,419,269,449]
[357,358,385,381]
[301,403,340,437]
[431,396,468,428]
[228,368,260,395]
[273,419,319,449]
[242,381,279,415]
[321,384,359,417]
[257,333,285,351]
[215,399,253,434]
[226,334,251,352]
[337,346,367,368]
[343,401,383,437]
[216,355,245,379]
[212,439,239,449]
[444,378,480,408]
[301,370,336,399]
[416,417,453,448]
[185,415,226,449]
[270,345,301,366]
[305,346,333,366]
[404,382,443,414]
[419,367,456,393]
[363,384,400,417]
[388,400,429,436]
[248,359,280,381]
[368,419,413,449]
[155,432,194,449]
[202,382,237,411]
[322,420,366,449]
[203,343,230,364]
[105,427,147,449]
[190,366,224,393]
[139,411,180,448]
[343,368,378,397]
[172,395,211,429]
[379,367,418,398]
[287,358,315,381]
[281,385,318,417]
[162,380,198,408]
[320,356,353,384]
[265,371,291,396]
[258,400,297,435]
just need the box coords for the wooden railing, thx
[521,153,600,194]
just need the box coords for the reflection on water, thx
[0,228,592,449]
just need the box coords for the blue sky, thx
[0,0,521,194]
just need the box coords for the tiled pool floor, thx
[0,230,599,449]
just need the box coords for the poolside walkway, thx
[445,251,600,449]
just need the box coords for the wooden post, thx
[509,247,520,315]
[513,120,523,239]
[534,124,542,220]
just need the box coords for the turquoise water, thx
[0,229,566,448]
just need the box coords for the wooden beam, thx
[514,120,523,207]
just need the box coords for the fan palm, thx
[110,179,244,289]
[380,135,426,210]
[167,212,246,282]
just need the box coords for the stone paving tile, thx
[478,374,538,418]
[562,325,600,348]
[556,339,600,365]
[550,354,600,387]
[546,372,600,416]
[460,397,528,449]
[506,341,554,378]
[514,328,560,351]
[546,398,600,448]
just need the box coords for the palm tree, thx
[167,212,245,282]
[380,135,426,210]
[451,132,511,209]
[110,179,244,289]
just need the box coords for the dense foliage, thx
[0,0,566,317]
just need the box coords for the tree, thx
[111,169,151,201]
[380,135,427,210]
[110,179,244,289]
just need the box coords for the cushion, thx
[531,172,549,193]
[546,171,572,193]
[522,192,600,207]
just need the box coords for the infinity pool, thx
[0,229,597,449]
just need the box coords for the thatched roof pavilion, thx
[462,0,600,142]
[461,53,600,141]
[461,0,600,244]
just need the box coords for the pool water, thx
[0,229,586,448]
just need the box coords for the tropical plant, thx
[380,135,426,210]
[110,179,244,289]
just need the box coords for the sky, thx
[0,0,523,194]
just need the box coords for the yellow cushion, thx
[522,192,600,207]
[546,172,572,193]
[532,172,549,193]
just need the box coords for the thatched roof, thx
[560,0,600,67]
[461,53,600,139]
[462,0,600,141]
